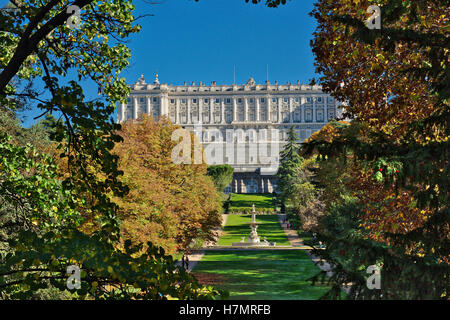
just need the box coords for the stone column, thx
[232,97,237,122]
[210,98,214,124]
[277,97,282,123]
[244,97,248,122]
[289,97,293,123]
[187,99,191,124]
[161,94,169,117]
[221,100,226,124]
[146,96,151,117]
[301,98,305,123]
[267,96,271,122]
[240,179,246,193]
[198,98,203,124]
[259,177,264,193]
[133,97,138,120]
[120,102,126,123]
[313,96,316,122]
[256,97,260,122]
[174,99,179,124]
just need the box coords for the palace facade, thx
[118,74,342,194]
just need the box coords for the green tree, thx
[306,0,449,299]
[207,164,234,193]
[276,127,306,212]
[0,0,224,300]
[0,0,286,300]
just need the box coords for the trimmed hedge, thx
[227,207,278,214]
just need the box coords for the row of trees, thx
[0,105,225,299]
[276,0,448,299]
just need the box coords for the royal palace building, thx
[118,74,343,194]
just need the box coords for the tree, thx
[113,116,222,254]
[0,0,221,300]
[276,127,305,212]
[207,164,234,193]
[305,0,449,299]
[0,0,286,300]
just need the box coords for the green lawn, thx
[229,193,275,210]
[217,214,290,246]
[192,250,332,299]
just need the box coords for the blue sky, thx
[18,0,319,126]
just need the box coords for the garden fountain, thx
[232,204,275,247]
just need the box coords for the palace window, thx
[215,98,220,103]
[238,98,242,103]
[226,131,233,142]
[204,99,209,103]
[138,105,146,117]
[260,113,267,121]
[139,97,145,103]
[295,97,299,102]
[226,98,231,103]
[259,129,267,141]
[305,109,312,122]
[248,130,256,143]
[284,97,288,103]
[306,97,311,103]
[236,130,244,142]
[260,98,265,103]
[170,99,175,104]
[249,98,254,103]
[317,97,323,103]
[153,97,158,102]
[316,109,324,122]
[193,99,197,104]
[181,99,186,104]
[272,98,277,103]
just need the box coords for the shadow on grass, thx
[193,250,333,300]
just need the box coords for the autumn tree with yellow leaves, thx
[113,116,222,255]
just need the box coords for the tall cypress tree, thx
[276,127,305,212]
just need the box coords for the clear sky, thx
[18,0,319,126]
